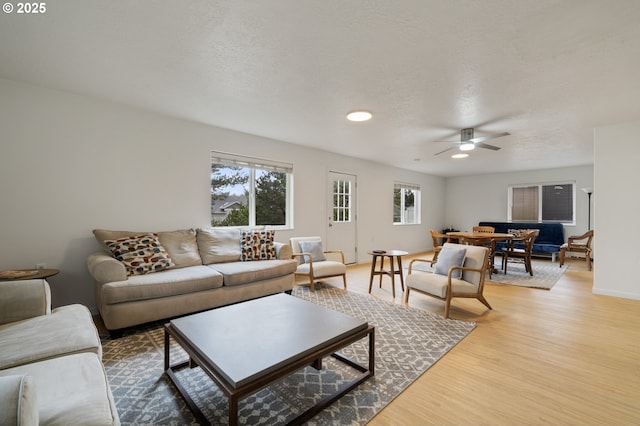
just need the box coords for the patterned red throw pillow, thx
[104,233,174,276]
[241,230,276,261]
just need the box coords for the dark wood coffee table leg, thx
[368,254,378,293]
[396,255,405,292]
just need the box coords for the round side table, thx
[0,268,59,282]
[367,250,408,298]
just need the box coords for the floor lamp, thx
[581,187,593,230]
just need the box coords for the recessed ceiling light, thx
[346,110,372,122]
[452,153,469,159]
[460,142,475,151]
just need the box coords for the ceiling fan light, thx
[460,142,475,151]
[346,110,372,122]
[452,153,469,159]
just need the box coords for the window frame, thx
[210,152,294,230]
[507,181,576,225]
[393,182,421,225]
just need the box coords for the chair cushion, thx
[0,304,101,370]
[406,272,478,298]
[0,353,119,426]
[434,244,466,279]
[298,240,326,263]
[296,260,346,277]
[0,375,39,426]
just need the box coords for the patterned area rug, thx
[102,284,475,425]
[487,258,568,290]
[411,258,568,290]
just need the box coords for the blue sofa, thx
[478,221,565,261]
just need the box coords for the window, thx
[393,182,421,225]
[332,179,351,222]
[210,152,293,228]
[508,182,575,224]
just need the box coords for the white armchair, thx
[289,237,347,291]
[404,243,492,318]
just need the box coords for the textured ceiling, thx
[1,0,639,176]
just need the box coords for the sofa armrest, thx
[275,242,292,260]
[0,375,39,426]
[87,251,127,284]
[0,279,51,326]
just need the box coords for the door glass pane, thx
[332,179,351,223]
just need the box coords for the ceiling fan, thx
[434,128,510,156]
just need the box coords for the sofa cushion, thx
[0,353,119,426]
[209,259,298,287]
[156,229,202,268]
[104,233,174,276]
[0,375,39,426]
[93,228,202,269]
[197,228,242,264]
[0,304,101,370]
[100,265,224,305]
[241,230,276,261]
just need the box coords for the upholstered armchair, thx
[289,237,347,291]
[404,243,492,318]
[559,230,594,271]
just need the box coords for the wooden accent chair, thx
[472,226,495,233]
[559,230,594,271]
[501,229,540,275]
[471,225,496,276]
[405,243,492,318]
[289,237,347,291]
[429,229,450,265]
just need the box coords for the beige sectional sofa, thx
[87,228,298,333]
[0,279,119,425]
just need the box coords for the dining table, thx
[446,231,515,274]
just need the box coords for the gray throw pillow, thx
[434,245,466,279]
[298,240,327,264]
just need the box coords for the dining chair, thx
[472,225,496,275]
[405,243,492,318]
[289,237,347,291]
[559,230,594,271]
[501,229,540,275]
[472,226,495,233]
[429,229,449,265]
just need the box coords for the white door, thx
[327,172,357,264]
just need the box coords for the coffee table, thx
[164,293,375,425]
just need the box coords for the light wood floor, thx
[300,254,640,425]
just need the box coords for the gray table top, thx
[169,293,368,388]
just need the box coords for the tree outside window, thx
[210,153,292,228]
[394,183,421,225]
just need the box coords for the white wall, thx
[593,121,640,300]
[444,166,594,237]
[0,78,445,311]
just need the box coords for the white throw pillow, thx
[298,240,327,264]
[434,245,466,279]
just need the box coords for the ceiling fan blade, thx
[475,142,501,151]
[469,132,510,144]
[434,146,456,156]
